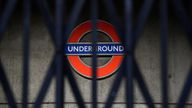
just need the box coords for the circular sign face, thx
[66,20,124,79]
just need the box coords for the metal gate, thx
[0,0,191,108]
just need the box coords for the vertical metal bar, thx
[160,0,169,108]
[91,0,98,108]
[33,0,59,106]
[27,0,56,104]
[63,1,86,107]
[34,0,85,107]
[125,0,133,108]
[103,1,154,107]
[55,0,64,107]
[105,58,156,108]
[22,0,30,107]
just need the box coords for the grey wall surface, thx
[0,13,191,108]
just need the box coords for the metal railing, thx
[0,0,191,108]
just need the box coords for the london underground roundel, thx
[65,20,124,79]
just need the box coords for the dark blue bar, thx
[65,43,124,55]
[160,0,169,107]
[22,0,30,107]
[125,0,133,108]
[91,0,98,107]
[55,0,64,108]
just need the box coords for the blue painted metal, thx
[22,0,30,108]
[55,0,65,107]
[125,0,133,108]
[0,0,191,108]
[33,0,86,107]
[160,0,169,108]
[91,0,98,108]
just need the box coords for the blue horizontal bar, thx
[65,43,124,55]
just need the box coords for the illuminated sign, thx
[66,20,124,79]
[65,43,124,55]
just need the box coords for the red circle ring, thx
[68,20,123,79]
